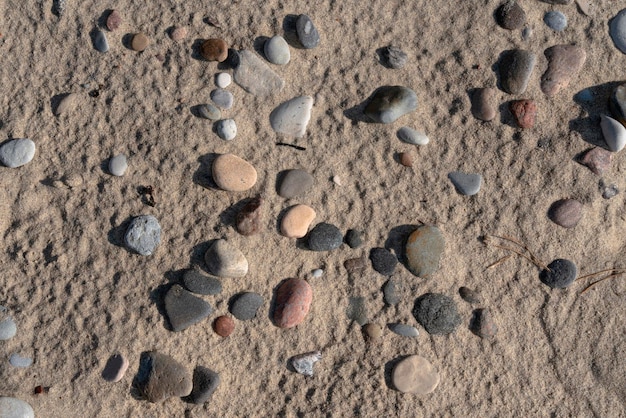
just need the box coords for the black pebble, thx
[345,229,363,248]
[230,292,264,320]
[308,223,343,251]
[539,259,577,288]
[412,293,461,335]
[187,366,220,404]
[370,248,398,276]
[459,286,481,304]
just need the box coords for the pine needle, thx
[486,255,512,270]
[580,272,625,294]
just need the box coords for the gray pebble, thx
[364,86,418,124]
[448,171,482,196]
[370,248,397,276]
[94,29,109,52]
[135,351,193,402]
[165,284,212,332]
[459,286,481,304]
[210,89,234,110]
[264,35,290,65]
[0,138,36,168]
[308,222,343,251]
[0,397,34,418]
[397,127,429,145]
[0,313,17,340]
[182,269,222,295]
[383,279,401,306]
[233,50,284,97]
[381,46,407,69]
[344,229,363,248]
[470,308,498,339]
[539,259,577,288]
[296,14,320,49]
[405,225,445,278]
[544,11,567,32]
[198,103,221,120]
[499,49,536,95]
[278,169,314,198]
[9,353,32,368]
[413,293,461,335]
[187,366,220,404]
[388,323,419,338]
[347,296,368,326]
[215,119,237,141]
[124,215,161,256]
[230,292,264,320]
[108,154,127,176]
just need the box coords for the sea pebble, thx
[236,196,263,236]
[369,248,397,276]
[364,86,418,124]
[391,355,440,394]
[578,147,612,175]
[270,96,314,138]
[102,353,129,383]
[413,293,461,335]
[0,398,34,418]
[363,323,383,340]
[388,323,419,338]
[204,239,248,278]
[215,119,237,141]
[544,11,567,32]
[0,314,17,340]
[131,33,149,52]
[399,152,413,167]
[211,153,257,192]
[281,204,316,238]
[610,9,626,54]
[601,182,619,199]
[383,279,401,306]
[448,172,482,196]
[470,308,498,339]
[124,215,161,256]
[405,225,445,278]
[291,351,322,376]
[135,351,193,403]
[215,73,231,88]
[94,30,109,52]
[609,83,626,124]
[210,89,234,110]
[499,49,536,95]
[198,103,221,120]
[183,269,222,295]
[548,199,583,228]
[600,114,626,152]
[165,284,212,332]
[230,292,264,320]
[55,93,79,116]
[273,278,313,328]
[213,315,235,337]
[188,367,220,404]
[201,39,228,62]
[459,286,481,304]
[170,26,187,42]
[278,169,314,198]
[344,229,363,248]
[308,222,343,251]
[347,296,368,325]
[108,154,127,176]
[380,45,408,69]
[106,10,122,31]
[510,99,537,129]
[311,269,323,278]
[540,45,586,97]
[295,15,320,49]
[471,88,497,121]
[0,138,35,168]
[397,127,429,145]
[9,353,32,368]
[234,50,284,97]
[344,256,367,274]
[540,258,577,288]
[495,0,526,30]
[264,35,290,65]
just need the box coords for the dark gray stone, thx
[405,225,445,278]
[124,215,161,256]
[183,269,222,295]
[381,46,407,69]
[498,49,536,95]
[383,279,401,306]
[279,169,314,198]
[308,222,343,251]
[187,366,220,404]
[230,292,264,320]
[459,286,481,304]
[413,293,461,335]
[539,259,577,288]
[370,248,397,276]
[388,323,419,337]
[544,11,567,32]
[364,86,418,124]
[495,1,526,30]
[344,229,363,248]
[135,351,193,403]
[347,296,368,326]
[470,308,498,339]
[296,14,320,49]
[165,285,212,332]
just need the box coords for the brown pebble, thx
[213,315,235,337]
[344,256,367,274]
[470,308,498,339]
[170,26,187,42]
[578,147,612,175]
[363,323,382,340]
[471,87,497,121]
[236,196,263,236]
[273,278,313,328]
[548,198,583,228]
[201,38,228,62]
[510,99,537,129]
[131,33,149,52]
[106,10,122,31]
[400,152,413,167]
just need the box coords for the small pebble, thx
[124,215,161,256]
[213,315,235,337]
[170,26,187,42]
[470,309,498,339]
[273,278,313,328]
[392,355,440,394]
[363,323,383,340]
[413,293,461,335]
[459,286,481,304]
[215,119,237,141]
[540,259,577,288]
[201,38,228,62]
[9,353,32,368]
[578,147,612,175]
[399,152,413,167]
[165,284,212,332]
[0,398,34,418]
[548,199,583,228]
[291,351,322,376]
[397,127,429,145]
[102,353,129,382]
[405,225,445,278]
[510,99,537,129]
[499,49,536,95]
[369,248,397,276]
[270,96,314,138]
[311,269,323,278]
[471,88,497,122]
[236,196,263,236]
[332,175,342,186]
[131,33,149,52]
[198,103,221,120]
[495,0,526,30]
[94,30,109,53]
[278,169,314,198]
[347,296,368,325]
[448,172,482,196]
[135,351,193,403]
[106,10,122,31]
[211,153,257,192]
[380,45,407,69]
[609,9,626,54]
[609,83,626,124]
[344,256,367,274]
[601,183,619,199]
[383,279,401,306]
[0,138,35,168]
[188,367,220,404]
[281,204,316,238]
[230,292,264,321]
[295,15,320,49]
[204,239,248,278]
[183,269,222,295]
[388,323,419,338]
[544,11,567,32]
[541,44,586,97]
[364,86,418,124]
[210,89,234,110]
[600,114,626,152]
[108,154,127,176]
[264,35,290,65]
[344,229,363,248]
[55,93,79,116]
[308,222,343,251]
[215,73,231,88]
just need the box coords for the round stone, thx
[391,355,440,394]
[510,99,537,129]
[399,152,413,167]
[131,33,149,52]
[124,215,161,256]
[201,39,228,62]
[0,138,35,168]
[264,35,290,65]
[215,119,237,141]
[544,11,567,32]
[295,14,320,49]
[363,323,383,340]
[344,229,363,248]
[0,397,35,418]
[499,49,536,95]
[611,9,626,54]
[413,293,461,335]
[281,204,316,238]
[215,73,232,88]
[291,351,322,376]
[210,89,234,110]
[197,103,221,120]
[108,154,127,176]
[230,292,264,321]
[0,315,17,340]
[204,239,248,278]
[213,315,235,337]
[211,154,257,192]
[459,286,481,304]
[364,86,418,124]
[539,258,577,288]
[170,26,187,41]
[106,10,122,31]
[370,248,397,276]
[273,278,313,328]
[548,199,583,228]
[278,169,314,198]
[383,279,401,306]
[308,222,343,251]
[495,0,526,30]
[397,127,429,145]
[405,225,445,278]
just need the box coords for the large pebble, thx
[544,11,567,32]
[470,308,498,339]
[165,284,212,332]
[548,199,583,228]
[610,9,626,54]
[291,351,322,376]
[135,351,193,403]
[578,147,612,175]
[234,50,284,97]
[413,293,461,335]
[510,99,537,129]
[94,30,109,52]
[448,172,482,196]
[495,1,526,30]
[281,204,316,238]
[609,83,626,124]
[397,127,429,145]
[264,35,290,65]
[539,258,577,288]
[380,45,407,69]
[388,323,419,338]
[200,39,228,62]
[0,397,34,418]
[236,196,263,236]
[212,154,257,192]
[215,119,237,141]
[124,215,161,256]
[600,115,626,152]
[108,154,127,176]
[405,225,445,278]
[273,278,313,328]
[471,88,497,121]
[0,138,35,168]
[210,89,234,110]
[391,355,440,394]
[188,367,220,404]
[183,269,222,295]
[540,45,586,97]
[204,239,248,278]
[499,49,536,95]
[278,169,314,198]
[370,248,397,276]
[296,15,320,49]
[364,86,418,123]
[383,279,401,306]
[102,353,129,382]
[270,96,314,138]
[131,33,149,52]
[230,292,264,320]
[308,222,343,251]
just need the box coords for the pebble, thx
[188,367,220,404]
[510,99,537,129]
[364,86,418,124]
[380,45,408,69]
[273,278,313,328]
[413,293,461,335]
[541,45,586,97]
[278,169,314,198]
[459,286,481,304]
[470,308,498,339]
[344,256,367,274]
[213,315,235,337]
[135,351,193,403]
[234,50,285,97]
[124,215,161,256]
[576,0,593,16]
[388,323,419,338]
[610,9,626,54]
[183,269,222,295]
[0,138,35,168]
[9,353,32,368]
[131,33,149,52]
[291,351,322,376]
[495,0,526,30]
[383,279,401,306]
[347,296,368,325]
[295,15,320,49]
[600,114,626,152]
[601,183,619,199]
[106,10,122,31]
[548,199,583,228]
[236,196,263,236]
[165,284,212,332]
[215,119,237,141]
[204,239,248,278]
[198,103,221,120]
[308,222,343,251]
[499,49,536,95]
[200,38,228,62]
[170,26,187,42]
[281,204,316,238]
[211,153,257,192]
[363,323,382,340]
[210,89,234,110]
[344,229,363,248]
[397,127,429,145]
[102,353,129,383]
[230,292,264,320]
[578,147,612,175]
[540,258,577,288]
[332,175,342,186]
[264,35,290,65]
[544,11,567,32]
[270,96,314,138]
[311,269,323,278]
[55,93,79,116]
[448,172,482,196]
[471,88,497,121]
[405,225,445,278]
[399,152,413,167]
[108,154,127,176]
[215,73,231,88]
[94,30,109,53]
[609,83,626,124]
[391,355,440,394]
[0,398,34,418]
[0,313,17,340]
[370,248,397,276]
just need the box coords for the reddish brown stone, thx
[548,199,583,228]
[399,152,413,167]
[273,278,313,328]
[106,10,122,31]
[236,196,263,236]
[201,39,228,62]
[578,147,612,175]
[213,315,235,337]
[510,99,537,129]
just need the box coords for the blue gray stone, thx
[448,172,482,196]
[296,15,320,49]
[230,292,263,320]
[0,138,35,168]
[264,35,290,65]
[108,154,127,176]
[187,366,220,404]
[124,215,161,256]
[610,9,626,54]
[210,89,234,110]
[544,11,567,32]
[364,86,418,124]
[388,323,419,338]
[539,259,577,288]
[94,29,109,52]
[0,397,34,418]
[413,293,461,335]
[405,225,445,278]
[9,353,33,368]
[383,279,401,306]
[308,222,343,251]
[198,103,221,120]
[165,284,212,332]
[183,269,222,295]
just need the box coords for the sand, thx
[1,0,625,417]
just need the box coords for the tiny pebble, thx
[0,314,17,340]
[106,10,122,31]
[94,30,109,53]
[496,0,526,30]
[124,215,161,256]
[459,286,481,304]
[381,45,408,69]
[210,89,234,110]
[548,199,583,228]
[601,182,619,199]
[397,127,429,145]
[332,175,342,185]
[578,147,612,175]
[388,323,419,338]
[399,152,413,167]
[215,73,232,88]
[383,279,401,306]
[215,119,237,141]
[470,309,498,339]
[102,353,129,382]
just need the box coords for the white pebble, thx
[108,154,128,176]
[215,119,237,141]
[311,269,323,278]
[215,73,231,88]
[332,175,342,186]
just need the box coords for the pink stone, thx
[106,10,122,31]
[578,147,612,175]
[510,99,537,129]
[273,278,312,328]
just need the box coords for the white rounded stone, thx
[0,138,35,168]
[600,114,626,152]
[0,397,35,418]
[264,35,290,65]
[216,119,237,141]
[215,72,232,88]
[109,154,128,176]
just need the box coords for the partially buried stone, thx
[198,103,221,120]
[347,296,368,325]
[291,351,322,377]
[165,284,212,332]
[448,172,482,196]
[170,26,187,42]
[391,355,440,394]
[610,9,626,54]
[183,269,222,295]
[264,35,290,65]
[495,0,526,30]
[388,323,419,338]
[363,323,383,340]
[344,256,367,274]
[102,353,129,383]
[211,153,257,192]
[470,309,498,339]
[0,397,34,418]
[0,312,17,340]
[413,293,461,335]
[279,169,314,198]
[270,96,314,138]
[499,49,536,95]
[215,119,237,141]
[236,196,263,236]
[201,39,228,62]
[370,248,397,276]
[510,99,537,129]
[230,292,264,320]
[308,222,343,251]
[210,89,234,110]
[540,45,586,97]
[204,239,248,278]
[131,33,149,52]
[94,30,109,52]
[601,182,619,199]
[397,127,429,145]
[213,315,235,337]
[471,88,497,122]
[383,279,401,306]
[544,11,567,32]
[609,83,626,124]
[187,367,220,404]
[578,147,612,175]
[281,204,316,238]
[548,199,583,228]
[124,215,161,256]
[296,15,320,49]
[344,229,363,248]
[381,45,408,69]
[108,154,127,176]
[9,353,32,368]
[273,278,313,328]
[540,258,577,288]
[459,286,481,304]
[234,50,284,97]
[135,351,193,403]
[364,86,418,124]
[0,138,35,168]
[106,10,122,31]
[600,114,626,152]
[55,93,79,116]
[405,225,445,278]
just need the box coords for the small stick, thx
[575,268,626,281]
[580,272,625,294]
[490,234,547,270]
[486,254,512,270]
[276,142,306,150]
[484,236,549,270]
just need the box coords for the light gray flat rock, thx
[448,172,482,196]
[124,215,161,256]
[397,127,429,145]
[234,50,284,97]
[0,397,35,418]
[0,139,35,168]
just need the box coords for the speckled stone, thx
[510,99,537,129]
[344,229,363,248]
[541,45,586,97]
[413,293,461,335]
[578,147,612,175]
[539,259,577,288]
[370,248,397,276]
[230,292,264,320]
[135,351,193,403]
[295,15,320,49]
[548,199,583,228]
[544,11,567,32]
[391,355,440,394]
[124,215,161,256]
[213,315,235,337]
[215,119,237,141]
[496,1,526,30]
[308,222,343,251]
[405,225,445,278]
[470,308,498,339]
[273,278,313,328]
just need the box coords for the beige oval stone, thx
[55,93,79,116]
[392,355,440,394]
[281,204,316,238]
[131,33,149,51]
[211,154,257,192]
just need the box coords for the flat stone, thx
[131,33,149,52]
[198,103,221,120]
[397,127,429,145]
[544,11,567,32]
[540,258,577,288]
[344,256,367,274]
[344,229,363,248]
[381,45,408,69]
[270,96,314,138]
[364,86,418,123]
[363,323,383,340]
[471,88,497,121]
[496,1,526,30]
[600,114,626,152]
[210,89,234,110]
[383,279,401,306]
[448,172,482,196]
[264,35,290,65]
[470,308,498,339]
[55,93,79,116]
[94,30,109,52]
[170,26,187,42]
[230,292,263,320]
[548,199,583,228]
[183,269,222,295]
[0,398,34,418]
[291,351,322,376]
[201,39,228,61]
[370,248,397,276]
[135,351,193,403]
[400,152,413,167]
[308,222,343,251]
[108,154,127,176]
[234,50,284,97]
[273,278,313,328]
[213,315,235,337]
[278,169,314,198]
[236,196,263,236]
[211,153,257,192]
[346,296,368,325]
[413,293,461,335]
[405,225,445,278]
[578,147,612,175]
[215,119,237,141]
[215,73,231,88]
[296,15,320,49]
[510,99,537,129]
[102,353,129,382]
[541,45,586,97]
[610,9,626,54]
[0,138,35,168]
[499,49,536,95]
[391,355,440,394]
[459,286,481,304]
[9,353,32,368]
[281,204,316,238]
[388,323,419,338]
[204,239,248,278]
[165,284,212,332]
[124,215,161,256]
[106,10,122,31]
[188,367,220,404]
[0,313,17,340]
[609,83,626,124]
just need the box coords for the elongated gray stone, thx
[165,285,212,332]
[270,96,313,137]
[388,323,419,337]
[0,397,34,418]
[124,215,161,256]
[364,86,418,123]
[499,49,536,95]
[9,353,33,368]
[234,50,284,97]
[0,138,35,168]
[198,103,221,120]
[264,35,290,65]
[397,127,429,145]
[405,225,445,278]
[448,172,482,196]
[94,29,109,52]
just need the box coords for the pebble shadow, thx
[492,50,514,94]
[374,47,392,69]
[130,351,151,400]
[192,153,220,190]
[50,93,71,116]
[268,278,289,325]
[253,36,270,59]
[97,10,112,28]
[88,27,102,51]
[107,216,135,251]
[219,197,253,227]
[569,82,622,149]
[149,282,175,331]
[383,355,411,391]
[498,101,517,129]
[282,15,303,49]
[190,39,207,61]
[121,34,135,51]
[343,93,377,124]
[384,224,418,266]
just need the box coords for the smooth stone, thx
[510,99,537,129]
[311,269,323,278]
[236,196,263,236]
[188,367,220,404]
[270,96,314,138]
[308,222,343,251]
[346,296,368,325]
[213,315,235,337]
[102,353,129,382]
[9,353,32,368]
[363,323,383,340]
[215,119,237,141]
[165,284,212,332]
[470,308,498,339]
[215,73,231,88]
[183,269,222,295]
[499,49,536,95]
[264,35,290,65]
[291,351,322,376]
[388,323,419,338]
[392,355,440,394]
[397,127,429,145]
[198,103,221,120]
[344,229,363,248]
[544,11,567,32]
[170,26,187,42]
[135,351,193,403]
[609,84,626,124]
[364,86,418,124]
[108,154,127,176]
[200,39,228,62]
[541,45,586,97]
[600,115,626,152]
[495,0,526,30]
[281,204,316,238]
[211,154,257,192]
[0,398,34,418]
[210,89,234,110]
[234,50,284,97]
[131,33,149,52]
[106,10,122,31]
[273,278,313,328]
[610,9,626,54]
[204,239,248,278]
[94,30,109,52]
[278,169,314,198]
[471,88,497,122]
[459,286,481,304]
[55,93,79,116]
[370,248,397,276]
[540,259,577,288]
[124,215,161,256]
[548,199,583,228]
[413,293,461,335]
[0,139,35,168]
[230,292,264,320]
[405,225,445,278]
[381,45,408,69]
[576,0,593,16]
[448,172,482,196]
[578,147,612,175]
[383,279,401,306]
[0,315,17,340]
[295,15,320,49]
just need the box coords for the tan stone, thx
[55,93,79,116]
[170,26,187,42]
[280,204,316,238]
[363,323,382,340]
[131,33,149,52]
[211,154,257,192]
[392,355,440,394]
[400,152,413,167]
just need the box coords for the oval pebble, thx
[0,138,35,168]
[499,49,536,95]
[308,222,343,251]
[211,154,257,192]
[101,353,129,382]
[215,73,231,88]
[204,239,248,278]
[270,96,314,138]
[600,114,626,152]
[548,199,583,228]
[230,292,264,320]
[131,33,149,52]
[170,26,187,42]
[539,258,577,288]
[264,35,290,65]
[471,88,497,121]
[0,397,35,418]
[210,89,234,110]
[94,29,109,52]
[405,225,445,278]
[388,323,419,338]
[459,286,481,304]
[236,196,263,236]
[55,93,79,116]
[213,315,235,337]
[345,229,363,248]
[124,215,161,256]
[397,127,429,145]
[544,11,567,32]
[383,279,401,306]
[610,9,626,54]
[106,10,122,31]
[311,269,323,278]
[295,15,320,49]
[215,119,237,141]
[273,278,313,328]
[392,355,440,394]
[281,204,316,238]
[9,353,33,368]
[198,103,221,120]
[496,0,526,30]
[108,154,127,176]
[363,323,383,340]
[201,38,228,62]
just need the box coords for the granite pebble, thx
[405,225,445,278]
[541,45,586,97]
[183,269,222,295]
[204,239,248,278]
[165,284,212,332]
[211,153,257,192]
[308,222,343,251]
[470,308,498,339]
[601,182,619,199]
[548,199,583,228]
[388,323,419,338]
[124,215,161,256]
[0,138,35,168]
[264,35,290,65]
[364,86,418,123]
[540,258,577,288]
[230,292,264,320]
[215,119,237,141]
[296,15,320,49]
[108,154,127,176]
[281,204,316,238]
[397,127,429,145]
[273,278,313,328]
[510,99,537,129]
[135,351,193,403]
[392,355,440,394]
[210,89,234,110]
[370,248,397,276]
[234,50,284,97]
[102,353,129,383]
[213,315,235,337]
[291,351,322,376]
[279,169,314,198]
[448,172,482,196]
[106,10,122,31]
[413,293,461,335]
[270,96,314,137]
[499,49,536,95]
[187,367,220,404]
[471,88,497,121]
